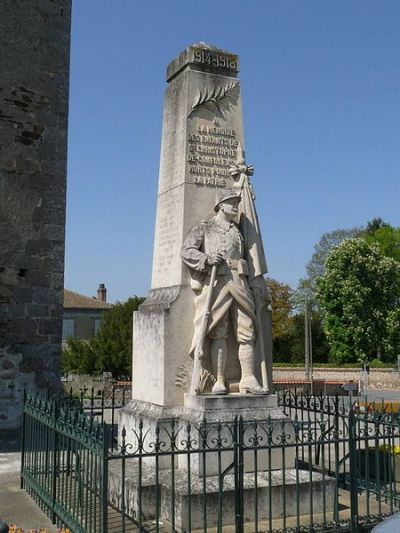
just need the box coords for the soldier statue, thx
[181,186,269,396]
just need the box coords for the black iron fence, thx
[21,389,400,532]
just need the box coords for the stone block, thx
[27,304,49,318]
[120,395,294,477]
[108,462,336,532]
[1,359,15,370]
[38,318,60,335]
[33,287,61,305]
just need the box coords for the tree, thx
[274,311,329,364]
[266,278,329,363]
[266,278,294,342]
[363,225,400,262]
[62,338,97,374]
[61,296,145,377]
[364,217,390,236]
[316,239,400,364]
[92,296,145,377]
[297,227,362,317]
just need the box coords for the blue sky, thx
[65,1,400,302]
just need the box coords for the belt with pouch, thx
[217,258,248,276]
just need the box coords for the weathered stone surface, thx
[38,318,61,335]
[26,304,50,318]
[183,393,279,418]
[2,359,15,370]
[133,43,261,408]
[125,47,281,525]
[121,395,293,477]
[0,0,71,430]
[108,458,335,531]
[0,369,16,380]
[166,42,239,82]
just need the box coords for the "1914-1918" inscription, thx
[193,49,237,71]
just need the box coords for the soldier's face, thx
[220,198,240,220]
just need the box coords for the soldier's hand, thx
[206,252,224,265]
[195,345,204,361]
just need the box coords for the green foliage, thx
[62,338,97,374]
[61,296,145,377]
[298,227,361,304]
[316,239,400,364]
[364,217,390,236]
[91,296,145,377]
[266,278,294,342]
[273,311,329,364]
[369,358,387,368]
[267,276,329,365]
[363,225,400,262]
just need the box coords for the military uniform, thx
[181,189,265,395]
[181,216,256,348]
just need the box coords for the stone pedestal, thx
[181,394,294,475]
[120,394,294,480]
[108,463,336,532]
[116,395,334,531]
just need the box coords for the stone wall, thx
[273,368,400,391]
[0,0,72,431]
[61,373,132,400]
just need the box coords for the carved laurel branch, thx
[188,81,239,117]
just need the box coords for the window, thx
[62,319,75,340]
[94,319,101,334]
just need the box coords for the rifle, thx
[190,264,218,395]
[253,286,270,393]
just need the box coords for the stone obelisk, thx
[131,43,272,410]
[114,46,328,531]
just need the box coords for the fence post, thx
[101,423,108,533]
[234,416,244,533]
[333,394,340,523]
[20,389,27,489]
[51,400,58,524]
[348,406,359,533]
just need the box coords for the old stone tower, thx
[0,0,72,431]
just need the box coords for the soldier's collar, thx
[212,217,236,232]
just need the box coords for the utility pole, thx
[309,303,313,394]
[305,295,310,379]
[304,296,313,393]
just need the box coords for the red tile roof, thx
[63,289,113,310]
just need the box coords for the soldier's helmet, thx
[214,189,241,212]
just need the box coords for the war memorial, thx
[123,42,275,419]
[113,43,335,530]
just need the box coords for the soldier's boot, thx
[238,344,267,395]
[211,342,227,395]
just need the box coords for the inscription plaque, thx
[187,121,239,187]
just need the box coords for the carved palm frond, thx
[175,361,192,390]
[188,81,239,117]
[199,368,216,392]
[175,361,215,393]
